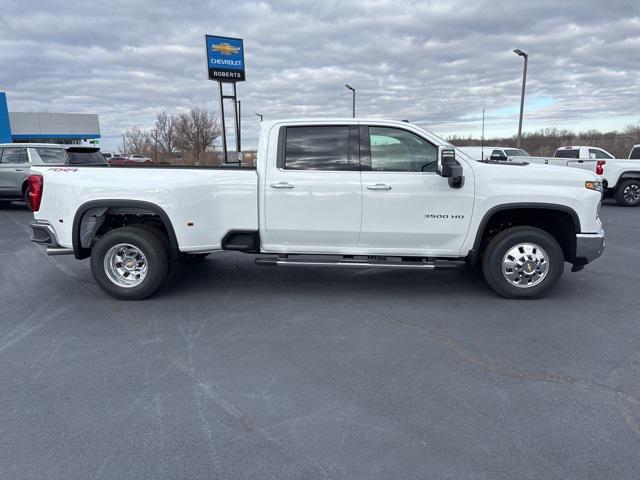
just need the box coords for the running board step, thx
[255,257,465,270]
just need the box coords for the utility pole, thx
[153,129,158,163]
[345,84,355,118]
[122,133,126,154]
[513,49,528,148]
[481,109,485,160]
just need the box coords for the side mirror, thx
[437,147,464,188]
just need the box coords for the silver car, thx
[0,143,107,207]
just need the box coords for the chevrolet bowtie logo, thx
[212,43,240,55]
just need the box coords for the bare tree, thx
[449,122,640,158]
[123,127,152,156]
[155,112,177,155]
[175,108,221,165]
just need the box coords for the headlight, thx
[585,181,603,192]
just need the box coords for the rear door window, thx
[588,148,613,159]
[630,147,640,160]
[0,147,28,164]
[283,126,355,170]
[35,148,67,164]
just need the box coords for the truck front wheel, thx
[614,179,640,207]
[90,226,170,300]
[482,227,564,299]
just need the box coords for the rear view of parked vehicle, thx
[0,145,29,205]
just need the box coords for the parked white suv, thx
[29,119,605,300]
[0,143,106,207]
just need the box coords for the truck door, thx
[0,147,28,196]
[359,126,474,255]
[263,125,362,251]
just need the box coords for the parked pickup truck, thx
[28,119,605,300]
[456,146,531,162]
[600,146,640,207]
[511,146,639,207]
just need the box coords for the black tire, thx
[23,187,31,211]
[482,226,564,299]
[90,226,170,300]
[614,179,640,207]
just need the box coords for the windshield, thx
[65,148,108,165]
[504,149,530,157]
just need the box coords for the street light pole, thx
[513,49,528,148]
[237,100,241,154]
[254,113,263,121]
[345,84,355,118]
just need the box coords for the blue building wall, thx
[0,92,12,143]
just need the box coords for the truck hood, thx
[473,159,598,183]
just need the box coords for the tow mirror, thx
[437,147,464,188]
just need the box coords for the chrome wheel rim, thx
[623,184,640,204]
[502,242,549,288]
[103,243,148,288]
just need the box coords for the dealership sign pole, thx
[205,35,245,164]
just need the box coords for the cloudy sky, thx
[1,0,639,151]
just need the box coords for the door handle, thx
[269,182,295,189]
[14,168,26,172]
[366,183,392,191]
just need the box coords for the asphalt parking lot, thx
[1,201,639,479]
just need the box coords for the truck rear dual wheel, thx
[23,188,31,211]
[90,226,170,300]
[482,227,564,299]
[614,179,640,207]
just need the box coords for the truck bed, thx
[31,165,259,252]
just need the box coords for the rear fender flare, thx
[72,200,179,259]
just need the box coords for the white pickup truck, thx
[503,146,640,207]
[28,119,605,300]
[601,146,640,207]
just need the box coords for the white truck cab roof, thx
[555,146,615,159]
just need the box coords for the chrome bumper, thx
[574,227,605,266]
